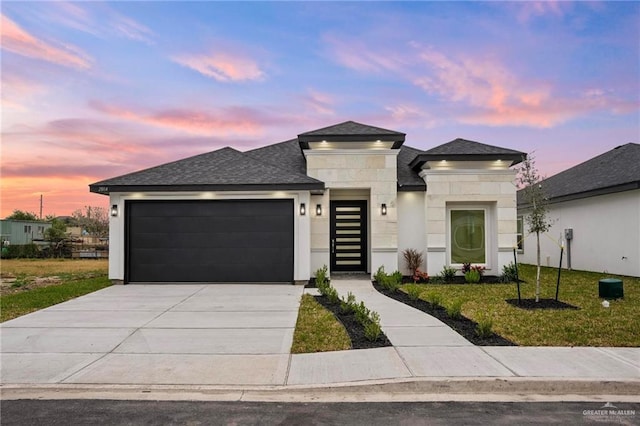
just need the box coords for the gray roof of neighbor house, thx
[518,143,640,205]
[410,138,526,170]
[89,147,324,194]
[298,120,405,148]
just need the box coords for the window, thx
[24,225,32,233]
[516,216,524,252]
[450,209,486,264]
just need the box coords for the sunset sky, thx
[2,1,638,218]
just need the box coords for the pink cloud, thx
[301,90,336,116]
[172,51,264,82]
[0,14,92,69]
[109,14,154,44]
[88,101,287,136]
[324,34,402,74]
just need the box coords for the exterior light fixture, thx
[300,203,306,216]
[316,204,322,216]
[110,205,118,217]
[381,203,387,215]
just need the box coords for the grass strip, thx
[1,276,112,322]
[291,294,351,353]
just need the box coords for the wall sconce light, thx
[110,204,118,217]
[316,204,322,216]
[381,203,387,215]
[299,203,306,216]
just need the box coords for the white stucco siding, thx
[397,191,426,275]
[519,189,640,277]
[108,191,312,282]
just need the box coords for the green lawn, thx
[291,294,351,353]
[401,264,639,347]
[1,259,111,322]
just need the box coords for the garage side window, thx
[450,209,486,264]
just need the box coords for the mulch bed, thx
[506,298,579,310]
[373,282,516,346]
[313,295,392,350]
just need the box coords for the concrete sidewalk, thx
[1,279,639,398]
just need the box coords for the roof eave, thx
[89,182,326,195]
[517,181,640,208]
[298,134,406,150]
[410,153,525,171]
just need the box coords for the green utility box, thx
[599,278,624,299]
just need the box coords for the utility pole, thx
[40,194,43,220]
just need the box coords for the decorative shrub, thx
[373,266,386,284]
[446,299,464,319]
[499,262,519,283]
[402,248,423,276]
[315,265,329,292]
[406,284,423,301]
[326,286,340,304]
[354,301,371,324]
[340,292,356,314]
[476,313,494,338]
[413,269,429,283]
[363,311,382,341]
[439,266,457,283]
[461,262,472,274]
[464,269,481,284]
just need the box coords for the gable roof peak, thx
[297,120,405,148]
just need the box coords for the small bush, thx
[1,243,41,259]
[402,248,423,276]
[391,270,403,284]
[406,284,423,301]
[439,266,457,283]
[373,265,386,284]
[326,286,340,305]
[354,301,370,324]
[425,291,443,307]
[363,311,382,341]
[340,292,356,314]
[461,262,472,274]
[413,269,429,283]
[476,314,494,338]
[464,269,481,284]
[429,275,444,284]
[446,299,464,319]
[315,265,328,289]
[499,262,519,283]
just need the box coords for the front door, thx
[330,201,368,272]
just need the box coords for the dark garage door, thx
[126,200,294,283]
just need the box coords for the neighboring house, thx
[517,143,640,277]
[90,121,525,284]
[0,220,52,246]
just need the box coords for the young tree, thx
[517,154,552,302]
[72,206,109,240]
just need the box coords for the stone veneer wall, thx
[420,166,518,276]
[305,149,399,276]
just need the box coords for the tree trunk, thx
[536,231,541,302]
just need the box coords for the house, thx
[90,121,525,284]
[517,143,640,277]
[0,219,52,247]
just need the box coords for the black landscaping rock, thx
[314,295,392,350]
[372,282,516,346]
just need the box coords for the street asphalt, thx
[1,278,638,401]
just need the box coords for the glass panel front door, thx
[330,201,367,272]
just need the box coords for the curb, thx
[3,378,640,402]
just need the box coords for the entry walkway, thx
[287,278,640,386]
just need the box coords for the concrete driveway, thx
[1,284,304,386]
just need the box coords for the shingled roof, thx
[410,138,525,170]
[89,147,324,194]
[298,120,405,148]
[518,143,640,205]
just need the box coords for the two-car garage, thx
[125,199,294,283]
